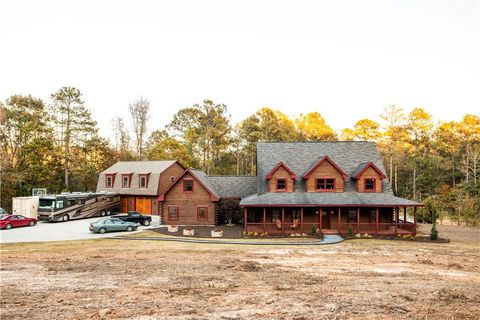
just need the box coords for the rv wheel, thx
[106,210,111,216]
[101,211,106,217]
[62,215,69,222]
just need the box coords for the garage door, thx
[135,197,151,214]
[120,198,128,213]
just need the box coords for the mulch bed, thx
[150,225,324,240]
[343,235,450,243]
[151,225,244,239]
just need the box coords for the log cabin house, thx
[96,160,185,214]
[97,142,421,236]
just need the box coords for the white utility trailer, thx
[12,196,39,219]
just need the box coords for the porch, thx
[243,206,418,236]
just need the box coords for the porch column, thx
[337,208,341,234]
[319,208,323,233]
[356,208,360,233]
[403,207,407,223]
[281,207,285,234]
[375,207,379,235]
[394,207,398,234]
[263,208,266,234]
[244,208,247,234]
[300,208,304,234]
[413,207,417,236]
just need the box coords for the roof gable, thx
[351,162,386,179]
[266,161,297,180]
[256,142,392,195]
[97,160,184,196]
[158,169,219,202]
[303,155,348,180]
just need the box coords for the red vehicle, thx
[0,215,37,230]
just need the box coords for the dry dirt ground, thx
[1,226,479,320]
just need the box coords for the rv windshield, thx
[39,199,55,210]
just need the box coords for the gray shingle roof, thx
[96,160,177,196]
[350,162,370,179]
[256,141,391,195]
[190,169,221,198]
[208,176,257,198]
[240,192,421,206]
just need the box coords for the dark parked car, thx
[89,218,139,234]
[1,215,37,230]
[113,211,152,226]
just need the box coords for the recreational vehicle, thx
[37,192,121,222]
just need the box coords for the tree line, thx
[1,88,479,225]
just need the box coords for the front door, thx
[321,210,330,229]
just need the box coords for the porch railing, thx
[245,222,321,235]
[339,222,416,235]
[245,221,416,235]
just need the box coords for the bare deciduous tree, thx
[128,98,150,159]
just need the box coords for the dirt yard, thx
[1,226,479,320]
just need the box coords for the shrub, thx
[430,224,439,240]
[403,234,413,240]
[253,232,259,237]
[311,225,317,236]
[347,224,354,237]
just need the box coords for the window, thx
[107,197,113,202]
[122,175,130,188]
[347,210,357,223]
[364,178,376,191]
[276,178,287,191]
[315,178,335,191]
[139,175,148,188]
[168,206,179,221]
[183,179,194,193]
[67,199,76,206]
[105,175,115,188]
[77,198,86,205]
[56,201,64,209]
[170,176,175,183]
[197,207,208,221]
[272,209,280,222]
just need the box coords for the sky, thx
[1,0,479,139]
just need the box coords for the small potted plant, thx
[167,225,178,233]
[211,228,223,238]
[183,227,195,236]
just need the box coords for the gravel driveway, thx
[0,215,160,243]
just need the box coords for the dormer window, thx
[105,174,115,188]
[316,178,335,191]
[276,178,287,191]
[183,179,194,193]
[139,174,149,188]
[122,175,131,188]
[364,178,376,192]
